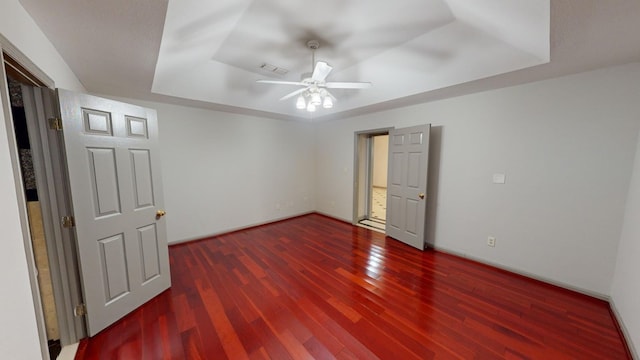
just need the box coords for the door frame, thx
[0,34,85,359]
[352,127,392,226]
[22,86,86,342]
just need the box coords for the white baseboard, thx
[169,211,315,245]
[610,299,638,359]
[428,245,637,357]
[427,243,609,300]
[313,211,352,224]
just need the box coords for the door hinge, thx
[74,303,87,317]
[49,117,63,131]
[62,216,75,228]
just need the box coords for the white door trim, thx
[353,127,393,225]
[22,86,86,344]
[0,38,51,360]
[0,34,54,88]
[0,34,85,359]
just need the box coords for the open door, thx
[53,89,170,336]
[385,124,430,250]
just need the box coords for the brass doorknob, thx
[418,193,425,200]
[156,210,166,218]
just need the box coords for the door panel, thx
[130,149,154,209]
[83,109,112,135]
[407,152,421,188]
[406,199,418,235]
[99,234,130,302]
[126,116,148,138]
[57,89,170,336]
[390,152,402,185]
[138,224,161,283]
[385,124,430,250]
[389,195,401,229]
[88,148,121,216]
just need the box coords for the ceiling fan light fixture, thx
[296,95,306,109]
[323,96,333,109]
[256,40,370,114]
[307,102,316,112]
[310,92,322,106]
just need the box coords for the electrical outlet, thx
[487,236,496,247]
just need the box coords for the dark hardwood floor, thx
[76,214,631,359]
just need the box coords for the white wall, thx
[372,135,388,188]
[315,63,640,296]
[0,2,84,91]
[107,98,317,243]
[0,1,85,359]
[611,125,640,358]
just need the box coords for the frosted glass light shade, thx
[306,102,316,112]
[323,96,333,109]
[296,95,306,109]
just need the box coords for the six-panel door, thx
[57,89,170,336]
[385,124,431,250]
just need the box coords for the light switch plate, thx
[493,173,506,184]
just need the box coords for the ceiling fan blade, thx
[325,82,372,89]
[311,61,333,82]
[257,80,305,86]
[279,87,308,101]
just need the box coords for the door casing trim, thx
[352,127,392,226]
[0,34,85,359]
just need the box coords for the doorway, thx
[354,125,432,249]
[5,63,62,359]
[1,45,87,360]
[354,129,390,232]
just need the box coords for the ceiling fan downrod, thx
[307,40,320,73]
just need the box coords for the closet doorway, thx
[2,52,68,360]
[354,129,390,232]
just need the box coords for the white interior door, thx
[385,124,431,250]
[57,89,170,336]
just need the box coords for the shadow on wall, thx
[425,125,443,247]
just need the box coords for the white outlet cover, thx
[493,173,506,184]
[487,236,496,247]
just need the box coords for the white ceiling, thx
[17,0,640,121]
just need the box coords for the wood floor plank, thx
[75,214,632,359]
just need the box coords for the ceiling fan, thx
[257,40,372,112]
